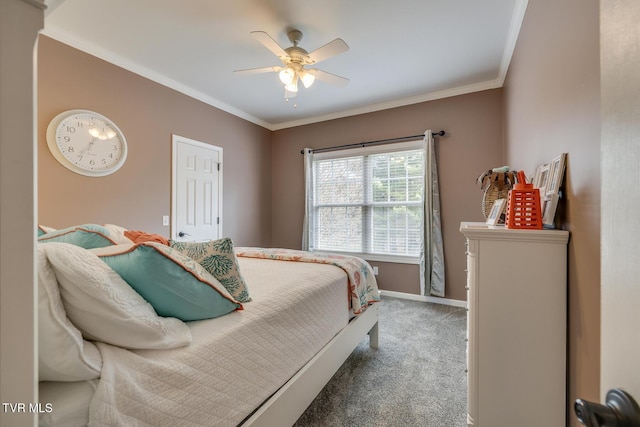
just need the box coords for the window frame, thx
[308,140,425,264]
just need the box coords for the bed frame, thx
[243,303,379,426]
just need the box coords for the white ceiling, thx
[42,0,527,131]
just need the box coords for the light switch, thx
[162,215,169,226]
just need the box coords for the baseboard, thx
[380,290,467,308]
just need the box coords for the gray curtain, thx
[420,130,445,297]
[301,148,314,251]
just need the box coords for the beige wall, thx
[37,36,272,247]
[503,0,601,424]
[272,89,504,301]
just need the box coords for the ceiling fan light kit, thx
[235,28,349,99]
[285,74,299,93]
[279,67,295,85]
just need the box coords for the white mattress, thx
[88,257,350,426]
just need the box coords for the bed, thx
[37,224,380,426]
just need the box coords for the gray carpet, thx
[293,296,467,427]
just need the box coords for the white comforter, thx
[89,257,350,426]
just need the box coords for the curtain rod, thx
[300,130,445,154]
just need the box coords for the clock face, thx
[46,110,127,177]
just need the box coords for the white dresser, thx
[460,222,569,427]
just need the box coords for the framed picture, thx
[543,193,560,228]
[533,163,550,195]
[547,153,567,196]
[486,198,506,225]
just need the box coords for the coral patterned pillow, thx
[170,238,251,302]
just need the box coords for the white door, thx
[593,0,640,421]
[171,135,222,242]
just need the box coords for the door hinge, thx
[217,217,220,225]
[217,163,220,171]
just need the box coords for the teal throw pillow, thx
[38,224,115,249]
[97,242,242,321]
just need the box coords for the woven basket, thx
[477,170,516,218]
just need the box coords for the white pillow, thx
[37,246,102,381]
[42,242,192,349]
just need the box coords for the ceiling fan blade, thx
[308,69,349,88]
[251,31,289,60]
[234,66,282,75]
[307,38,349,64]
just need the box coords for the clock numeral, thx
[67,146,74,153]
[63,136,70,142]
[66,126,76,133]
[101,159,107,165]
[89,159,95,166]
[112,145,119,151]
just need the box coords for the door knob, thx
[178,231,190,238]
[575,388,640,427]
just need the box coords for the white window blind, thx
[309,142,425,261]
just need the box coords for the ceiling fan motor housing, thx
[285,46,310,64]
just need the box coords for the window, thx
[307,141,425,263]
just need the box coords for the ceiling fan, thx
[234,29,349,98]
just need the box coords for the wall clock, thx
[46,109,127,177]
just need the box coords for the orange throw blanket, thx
[124,230,169,246]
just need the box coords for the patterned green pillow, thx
[170,238,251,302]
